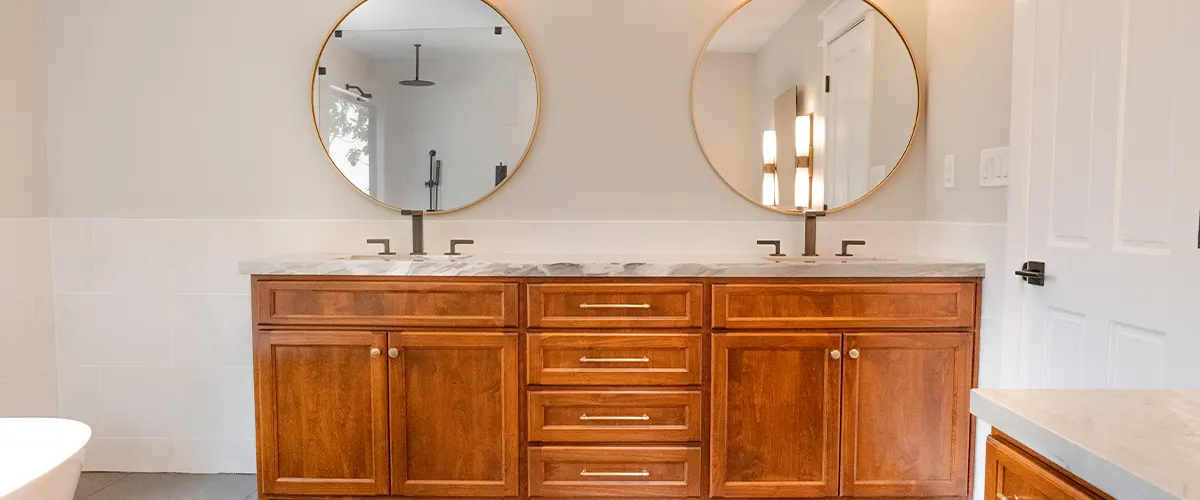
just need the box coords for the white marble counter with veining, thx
[972,389,1200,500]
[238,253,985,278]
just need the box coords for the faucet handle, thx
[400,209,424,216]
[836,240,867,257]
[756,240,785,257]
[366,238,396,256]
[804,210,827,218]
[446,239,475,256]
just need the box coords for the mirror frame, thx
[311,0,542,214]
[691,0,922,215]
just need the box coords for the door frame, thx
[1000,0,1037,388]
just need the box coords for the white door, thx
[1003,0,1200,389]
[825,20,872,208]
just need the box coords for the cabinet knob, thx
[830,350,842,360]
[849,349,860,359]
[388,348,399,359]
[370,347,381,359]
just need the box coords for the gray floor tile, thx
[83,473,256,500]
[74,472,130,499]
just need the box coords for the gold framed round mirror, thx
[692,0,920,214]
[312,0,540,214]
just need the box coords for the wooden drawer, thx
[985,436,1103,500]
[527,333,702,386]
[527,283,703,329]
[254,280,518,327]
[529,391,702,443]
[528,446,702,498]
[712,282,976,329]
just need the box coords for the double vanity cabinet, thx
[249,271,981,500]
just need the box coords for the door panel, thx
[711,333,841,498]
[841,332,972,497]
[1007,0,1200,389]
[256,331,389,496]
[389,331,519,497]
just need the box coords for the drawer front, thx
[529,391,702,443]
[985,436,1102,500]
[527,283,703,329]
[527,333,702,386]
[255,281,518,327]
[713,282,976,329]
[529,446,702,498]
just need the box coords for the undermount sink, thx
[343,254,471,263]
[763,255,899,263]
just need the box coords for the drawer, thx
[712,282,976,329]
[985,436,1103,500]
[527,283,703,329]
[254,280,518,327]
[527,333,702,386]
[529,391,702,443]
[528,446,702,498]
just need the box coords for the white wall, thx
[0,0,58,418]
[369,52,536,210]
[38,0,944,473]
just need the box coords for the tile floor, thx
[74,473,257,500]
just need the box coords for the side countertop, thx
[972,389,1200,500]
[238,254,985,278]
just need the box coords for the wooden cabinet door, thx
[711,333,842,498]
[985,436,1102,500]
[841,332,973,497]
[390,331,519,497]
[255,331,389,496]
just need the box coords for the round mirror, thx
[313,0,539,213]
[693,0,919,214]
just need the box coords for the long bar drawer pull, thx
[579,414,650,421]
[579,470,650,477]
[578,303,651,309]
[579,356,650,363]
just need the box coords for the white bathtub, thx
[0,418,92,500]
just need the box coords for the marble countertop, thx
[972,389,1200,500]
[238,253,984,278]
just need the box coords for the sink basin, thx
[343,254,471,263]
[763,255,899,264]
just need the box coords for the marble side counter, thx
[972,389,1200,500]
[238,253,984,278]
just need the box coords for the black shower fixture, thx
[399,44,435,87]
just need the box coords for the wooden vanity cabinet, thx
[251,276,980,500]
[984,433,1108,500]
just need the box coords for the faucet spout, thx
[802,210,826,257]
[400,209,426,256]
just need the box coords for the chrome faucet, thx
[802,210,826,256]
[400,209,426,256]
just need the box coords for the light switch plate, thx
[979,147,1011,187]
[943,154,955,188]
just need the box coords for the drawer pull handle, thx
[579,303,651,309]
[579,470,650,477]
[579,414,650,421]
[579,356,650,363]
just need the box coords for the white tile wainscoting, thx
[48,217,944,473]
[0,218,57,418]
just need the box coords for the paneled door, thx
[1004,0,1200,389]
[711,333,842,498]
[389,331,519,497]
[840,332,972,497]
[255,331,389,496]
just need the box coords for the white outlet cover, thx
[943,154,955,188]
[980,147,1011,187]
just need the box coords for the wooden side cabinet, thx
[840,332,973,498]
[255,331,390,496]
[389,331,520,497]
[711,333,842,498]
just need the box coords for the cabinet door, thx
[255,331,389,496]
[711,333,842,498]
[390,331,519,497]
[841,332,973,497]
[985,436,1102,500]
